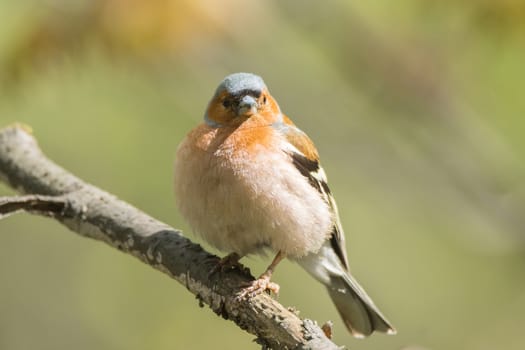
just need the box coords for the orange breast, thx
[193,117,277,159]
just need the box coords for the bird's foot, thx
[208,252,241,278]
[236,274,280,300]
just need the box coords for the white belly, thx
[174,139,333,258]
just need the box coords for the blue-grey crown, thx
[214,73,266,97]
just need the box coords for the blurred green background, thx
[1,1,525,349]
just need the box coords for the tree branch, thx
[0,125,341,350]
[0,194,67,218]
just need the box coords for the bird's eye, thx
[263,96,267,104]
[222,99,231,108]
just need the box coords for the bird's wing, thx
[274,115,349,269]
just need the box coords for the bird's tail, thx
[326,272,396,337]
[296,243,396,338]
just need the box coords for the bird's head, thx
[204,73,281,127]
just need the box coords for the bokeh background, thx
[1,1,525,349]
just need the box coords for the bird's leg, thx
[237,251,286,299]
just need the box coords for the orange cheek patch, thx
[206,102,230,124]
[206,90,236,125]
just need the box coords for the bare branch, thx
[0,125,341,350]
[0,194,66,219]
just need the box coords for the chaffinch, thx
[174,72,395,338]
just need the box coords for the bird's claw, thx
[236,275,280,300]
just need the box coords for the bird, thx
[174,72,396,338]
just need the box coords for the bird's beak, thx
[237,95,258,116]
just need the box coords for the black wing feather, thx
[288,151,349,269]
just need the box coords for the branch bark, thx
[0,194,66,218]
[0,125,341,350]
